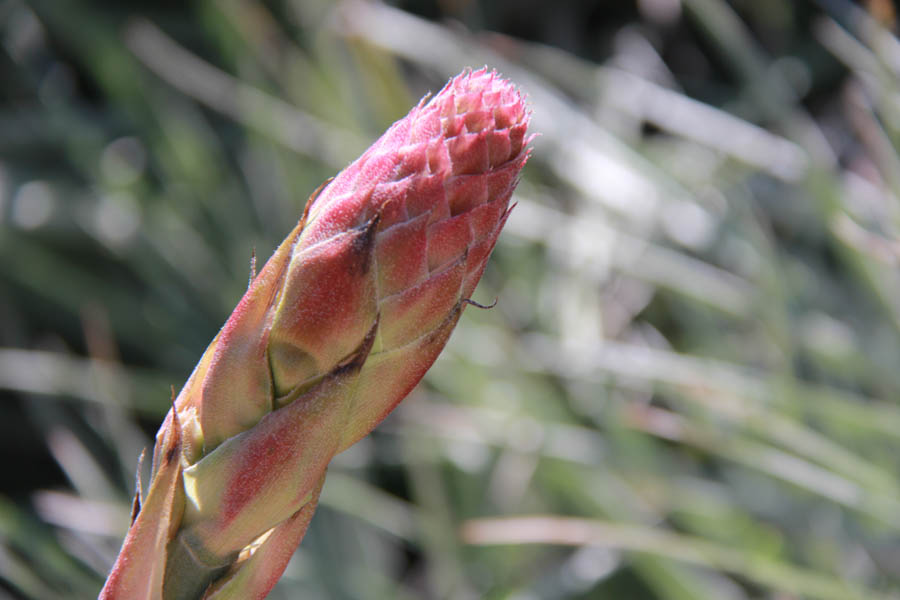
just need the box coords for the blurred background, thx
[3,0,900,598]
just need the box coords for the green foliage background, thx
[2,0,900,598]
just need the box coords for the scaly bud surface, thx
[101,67,532,600]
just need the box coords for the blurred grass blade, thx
[462,516,891,600]
[123,18,364,166]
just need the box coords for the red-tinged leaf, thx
[405,173,449,224]
[338,306,462,452]
[447,131,490,175]
[99,411,184,600]
[462,207,513,299]
[175,329,373,568]
[369,180,410,230]
[374,212,429,298]
[463,108,493,134]
[197,220,303,453]
[427,211,473,272]
[378,255,465,350]
[486,129,513,167]
[485,159,523,199]
[268,220,378,397]
[202,477,326,600]
[158,336,216,468]
[468,194,508,241]
[409,106,441,142]
[396,142,428,178]
[446,173,489,217]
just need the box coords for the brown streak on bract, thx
[350,214,380,276]
[130,448,147,524]
[300,177,334,229]
[333,315,379,377]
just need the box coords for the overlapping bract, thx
[100,67,531,600]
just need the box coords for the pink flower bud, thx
[101,67,532,600]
